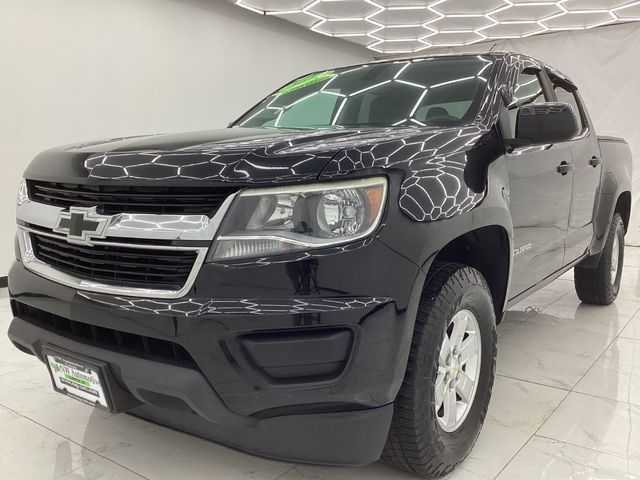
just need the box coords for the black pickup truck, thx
[8,52,632,478]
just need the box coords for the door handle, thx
[589,156,601,167]
[556,161,573,176]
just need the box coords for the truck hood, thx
[25,126,440,185]
[24,124,496,223]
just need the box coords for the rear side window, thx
[510,71,546,109]
[553,84,585,131]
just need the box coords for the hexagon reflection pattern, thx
[78,54,537,225]
[323,127,487,221]
[234,0,640,53]
[318,53,536,222]
[78,291,392,316]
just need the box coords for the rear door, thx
[549,73,602,263]
[506,67,574,297]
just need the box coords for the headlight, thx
[16,179,29,206]
[210,177,387,261]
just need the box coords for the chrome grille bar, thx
[15,189,238,298]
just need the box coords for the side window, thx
[553,84,585,131]
[506,70,548,137]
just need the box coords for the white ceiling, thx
[233,0,640,54]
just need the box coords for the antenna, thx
[489,43,498,52]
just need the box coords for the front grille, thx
[28,181,237,216]
[12,301,197,369]
[30,233,198,290]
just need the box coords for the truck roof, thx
[343,51,577,89]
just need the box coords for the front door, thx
[506,67,574,298]
[508,144,574,297]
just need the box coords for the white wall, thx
[2,3,636,277]
[0,0,372,276]
[426,22,640,245]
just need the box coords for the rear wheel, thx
[574,213,624,305]
[381,263,497,478]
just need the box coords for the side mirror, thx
[512,102,578,146]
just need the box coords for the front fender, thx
[374,157,515,315]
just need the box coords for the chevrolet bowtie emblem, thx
[53,206,111,246]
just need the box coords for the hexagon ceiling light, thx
[233,0,640,54]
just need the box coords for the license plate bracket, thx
[44,347,114,412]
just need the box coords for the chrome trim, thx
[16,193,237,242]
[15,191,238,298]
[19,225,204,251]
[17,227,208,299]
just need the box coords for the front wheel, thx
[574,213,625,305]
[381,263,497,478]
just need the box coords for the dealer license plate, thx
[46,354,110,409]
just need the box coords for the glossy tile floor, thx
[2,248,640,479]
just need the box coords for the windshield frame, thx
[230,54,497,131]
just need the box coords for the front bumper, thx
[9,316,393,465]
[7,238,425,466]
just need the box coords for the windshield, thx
[234,56,494,130]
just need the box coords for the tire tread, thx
[381,263,497,478]
[575,213,624,305]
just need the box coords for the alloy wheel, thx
[611,234,620,286]
[435,309,482,433]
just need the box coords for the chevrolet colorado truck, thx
[7,52,633,478]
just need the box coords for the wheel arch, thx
[427,225,511,323]
[582,189,632,269]
[615,191,631,233]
